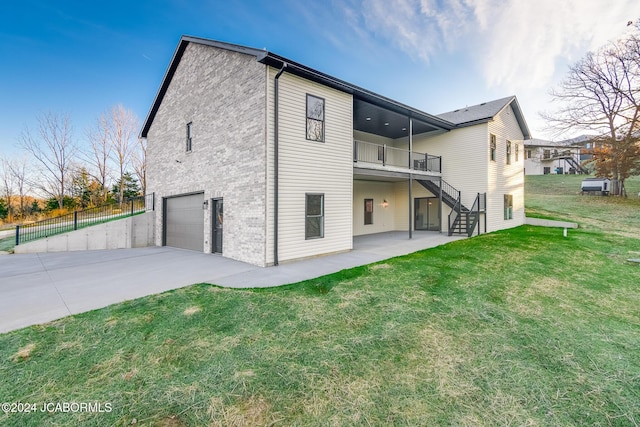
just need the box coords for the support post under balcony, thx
[382,144,387,166]
[408,117,413,239]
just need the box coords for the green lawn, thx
[526,175,640,237]
[1,177,639,426]
[0,235,15,252]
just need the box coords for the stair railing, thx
[447,195,462,236]
[440,180,460,205]
[466,192,487,237]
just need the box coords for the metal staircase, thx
[416,179,484,237]
[564,156,589,174]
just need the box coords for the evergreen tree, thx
[0,198,8,220]
[111,172,140,201]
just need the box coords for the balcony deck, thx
[353,140,441,177]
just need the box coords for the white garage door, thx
[164,193,204,251]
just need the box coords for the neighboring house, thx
[140,36,532,267]
[578,139,606,163]
[524,139,586,175]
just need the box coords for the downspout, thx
[274,63,287,266]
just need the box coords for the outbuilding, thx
[581,177,611,195]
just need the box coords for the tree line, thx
[0,105,145,223]
[545,21,640,196]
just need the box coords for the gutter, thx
[273,63,287,266]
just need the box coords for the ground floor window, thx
[364,198,373,225]
[305,193,324,239]
[504,194,513,220]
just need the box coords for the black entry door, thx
[212,199,223,253]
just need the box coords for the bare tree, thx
[103,105,139,203]
[543,23,640,195]
[85,115,113,203]
[18,112,76,208]
[131,137,147,196]
[5,156,30,219]
[0,156,15,221]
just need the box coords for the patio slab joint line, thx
[36,253,72,317]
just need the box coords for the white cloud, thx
[351,0,640,90]
[345,0,640,137]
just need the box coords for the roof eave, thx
[259,53,454,131]
[500,96,532,140]
[141,36,456,138]
[451,117,493,128]
[444,96,532,139]
[140,38,188,138]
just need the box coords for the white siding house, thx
[141,36,532,267]
[268,71,354,263]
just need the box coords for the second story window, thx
[506,140,512,165]
[490,134,496,161]
[186,122,193,152]
[515,143,519,162]
[306,94,325,142]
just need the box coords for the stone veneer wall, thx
[146,42,268,266]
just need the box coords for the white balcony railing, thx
[353,140,441,173]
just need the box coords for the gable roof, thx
[437,96,531,139]
[140,36,531,141]
[140,36,453,138]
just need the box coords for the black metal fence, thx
[16,194,153,246]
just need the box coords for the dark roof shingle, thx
[436,96,531,139]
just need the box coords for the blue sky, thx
[1,0,639,157]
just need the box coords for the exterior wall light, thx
[382,199,389,208]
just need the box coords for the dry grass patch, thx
[165,383,199,402]
[12,343,36,362]
[87,352,124,383]
[183,306,201,316]
[413,327,479,398]
[37,317,72,332]
[55,340,82,354]
[104,317,118,328]
[505,277,567,317]
[122,368,138,381]
[208,395,277,427]
[128,312,154,324]
[290,296,331,323]
[299,373,380,419]
[214,336,241,352]
[153,415,186,427]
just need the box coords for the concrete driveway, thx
[0,247,260,333]
[0,232,463,333]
